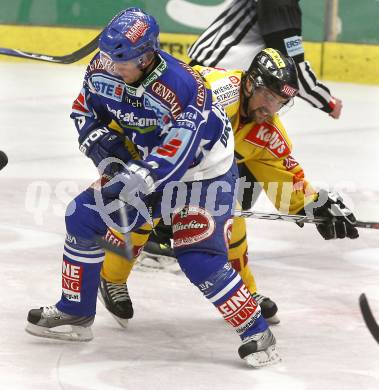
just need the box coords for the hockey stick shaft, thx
[95,237,131,260]
[0,33,100,64]
[118,201,135,261]
[99,208,377,259]
[235,210,379,230]
[0,10,129,64]
[359,293,379,344]
[100,208,377,258]
[95,200,134,262]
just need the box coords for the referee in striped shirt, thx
[188,0,342,119]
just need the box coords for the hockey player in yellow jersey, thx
[98,49,359,328]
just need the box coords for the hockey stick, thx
[359,293,379,344]
[0,9,131,64]
[0,33,100,64]
[99,209,377,259]
[95,200,134,261]
[235,210,379,230]
[117,200,134,261]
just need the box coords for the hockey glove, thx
[329,97,343,119]
[304,189,359,240]
[79,127,132,175]
[101,162,155,205]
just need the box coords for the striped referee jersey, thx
[188,0,336,114]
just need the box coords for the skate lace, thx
[107,282,130,303]
[42,305,61,318]
[252,293,267,304]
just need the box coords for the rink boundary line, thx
[0,25,379,84]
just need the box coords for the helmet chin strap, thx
[134,53,159,85]
[240,75,256,123]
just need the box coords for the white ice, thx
[0,62,378,390]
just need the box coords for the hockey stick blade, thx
[359,293,379,344]
[235,211,379,230]
[0,33,100,64]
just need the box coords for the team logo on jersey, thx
[210,102,233,147]
[106,104,158,131]
[72,89,90,115]
[156,137,182,157]
[90,75,125,102]
[284,155,299,170]
[245,122,290,158]
[224,218,234,246]
[181,63,206,107]
[124,95,143,108]
[62,260,83,302]
[125,19,149,43]
[172,206,215,248]
[151,81,182,119]
[85,58,107,79]
[152,127,192,164]
[229,75,240,85]
[212,78,240,105]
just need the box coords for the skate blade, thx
[136,253,181,273]
[97,291,129,329]
[244,345,281,368]
[110,314,129,328]
[25,322,93,342]
[265,314,280,326]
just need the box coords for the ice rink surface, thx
[0,62,378,389]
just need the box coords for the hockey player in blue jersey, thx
[25,8,280,368]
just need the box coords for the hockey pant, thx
[100,214,257,294]
[56,164,267,340]
[101,145,317,295]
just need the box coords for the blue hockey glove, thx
[79,127,132,174]
[101,162,156,205]
[304,189,359,240]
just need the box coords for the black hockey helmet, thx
[246,48,299,99]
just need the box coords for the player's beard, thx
[248,107,270,124]
[240,87,270,124]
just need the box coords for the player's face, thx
[113,61,143,84]
[248,87,290,123]
[100,52,144,84]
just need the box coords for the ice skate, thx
[252,292,280,325]
[98,276,133,328]
[137,240,181,273]
[238,328,281,368]
[26,305,94,341]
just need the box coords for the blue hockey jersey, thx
[71,50,234,189]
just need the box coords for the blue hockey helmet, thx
[99,8,160,63]
[246,48,299,99]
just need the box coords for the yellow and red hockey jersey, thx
[194,65,317,214]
